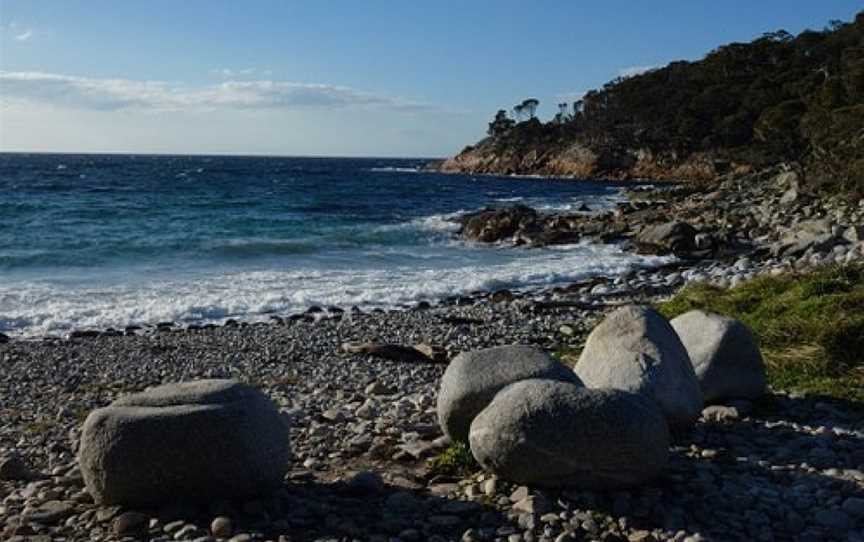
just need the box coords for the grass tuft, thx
[658,264,864,403]
[428,442,478,477]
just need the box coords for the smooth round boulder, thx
[671,310,766,403]
[469,379,669,489]
[574,305,703,429]
[437,345,582,443]
[79,379,289,506]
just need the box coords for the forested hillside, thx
[442,11,864,193]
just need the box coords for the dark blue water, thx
[0,153,667,336]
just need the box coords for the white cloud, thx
[14,28,33,41]
[1,21,34,41]
[618,65,660,79]
[0,71,433,113]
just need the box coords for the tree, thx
[522,98,540,119]
[487,109,515,136]
[553,102,570,124]
[826,19,845,32]
[513,103,525,122]
[761,30,793,43]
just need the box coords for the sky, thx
[0,1,861,158]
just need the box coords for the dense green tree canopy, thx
[483,11,864,193]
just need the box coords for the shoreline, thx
[0,239,722,343]
[1,161,852,343]
[0,169,663,342]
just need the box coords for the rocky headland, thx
[434,12,863,193]
[434,139,736,183]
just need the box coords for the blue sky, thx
[0,0,861,157]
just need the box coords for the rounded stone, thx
[210,516,234,538]
[79,379,290,506]
[437,345,582,443]
[469,379,669,489]
[0,454,34,481]
[113,511,150,537]
[671,310,766,403]
[574,305,703,429]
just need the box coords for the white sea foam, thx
[0,242,672,337]
[410,212,463,233]
[374,210,465,234]
[369,166,420,173]
[535,192,626,213]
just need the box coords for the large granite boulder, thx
[437,345,582,443]
[635,221,697,256]
[574,306,703,429]
[671,310,766,403]
[469,379,669,489]
[79,379,289,506]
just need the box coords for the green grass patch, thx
[428,442,478,477]
[24,419,54,434]
[658,264,864,403]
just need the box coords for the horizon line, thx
[0,149,446,161]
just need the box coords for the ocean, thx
[0,153,669,337]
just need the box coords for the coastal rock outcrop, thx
[458,205,539,243]
[635,221,698,257]
[574,305,703,429]
[771,219,839,257]
[79,379,289,506]
[437,345,582,443]
[437,134,726,182]
[671,310,766,403]
[469,379,670,489]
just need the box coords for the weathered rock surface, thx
[79,379,289,506]
[671,310,767,403]
[457,205,539,243]
[469,379,670,488]
[635,221,698,256]
[437,345,582,442]
[575,306,703,429]
[771,219,839,257]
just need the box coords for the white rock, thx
[671,311,766,403]
[574,306,702,429]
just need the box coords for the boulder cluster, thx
[437,305,766,490]
[70,304,766,506]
